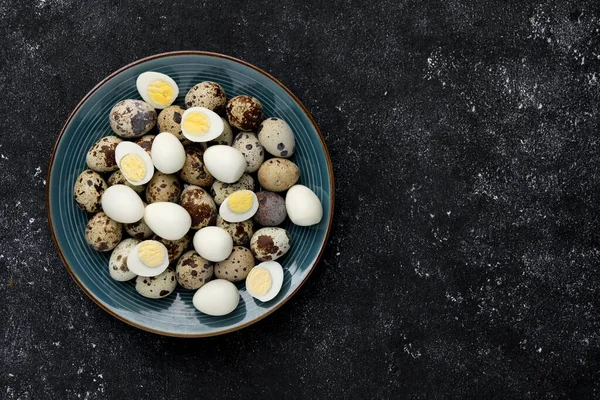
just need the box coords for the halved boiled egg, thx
[181,107,224,143]
[136,72,179,109]
[127,240,170,277]
[246,261,284,302]
[115,141,154,186]
[219,190,258,223]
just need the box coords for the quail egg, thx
[114,141,154,186]
[136,71,179,109]
[181,107,224,143]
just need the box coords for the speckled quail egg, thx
[157,105,185,141]
[136,71,179,109]
[257,158,300,192]
[114,141,154,186]
[108,238,140,282]
[175,250,214,290]
[107,170,145,194]
[226,95,263,131]
[180,185,217,229]
[192,279,239,316]
[232,132,264,173]
[185,81,227,113]
[285,184,323,226]
[109,99,156,138]
[85,212,122,252]
[257,117,296,158]
[135,134,156,155]
[181,107,224,143]
[101,184,145,224]
[86,136,122,172]
[143,202,191,240]
[203,145,246,183]
[153,234,190,264]
[211,173,255,205]
[216,215,254,246]
[214,246,255,282]
[178,146,214,187]
[135,268,177,299]
[193,226,233,262]
[151,132,186,174]
[145,171,182,204]
[203,118,233,147]
[73,170,107,213]
[219,190,259,223]
[246,261,284,302]
[124,202,154,240]
[127,240,170,277]
[250,227,291,261]
[253,191,287,226]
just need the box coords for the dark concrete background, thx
[1,0,600,398]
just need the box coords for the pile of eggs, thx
[73,71,323,316]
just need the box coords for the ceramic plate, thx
[46,51,334,337]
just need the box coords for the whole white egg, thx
[193,226,233,262]
[192,279,240,316]
[151,132,186,174]
[203,145,246,183]
[114,141,154,186]
[136,71,179,109]
[143,202,192,240]
[101,184,144,223]
[285,184,323,226]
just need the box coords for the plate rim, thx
[45,50,335,338]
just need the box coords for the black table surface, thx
[2,0,599,398]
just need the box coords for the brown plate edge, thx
[45,50,335,338]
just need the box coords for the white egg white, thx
[136,71,179,109]
[126,240,170,277]
[246,261,284,302]
[143,202,192,240]
[203,145,246,183]
[193,227,233,262]
[219,190,259,223]
[181,107,224,143]
[192,279,240,316]
[151,132,186,174]
[114,141,155,186]
[101,184,145,223]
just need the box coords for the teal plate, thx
[47,51,334,337]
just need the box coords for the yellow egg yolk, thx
[227,191,254,214]
[138,241,165,268]
[183,112,210,136]
[148,80,174,106]
[120,154,146,182]
[246,267,272,295]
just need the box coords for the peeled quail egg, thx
[151,132,186,174]
[285,185,323,226]
[127,240,170,277]
[219,190,258,223]
[203,145,246,183]
[136,71,179,109]
[101,184,144,223]
[193,226,233,262]
[192,279,239,316]
[114,142,154,186]
[143,202,192,240]
[180,107,224,143]
[246,261,284,302]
